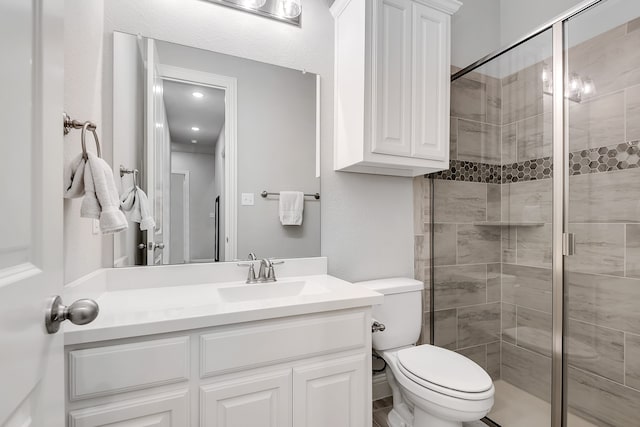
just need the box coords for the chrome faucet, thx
[237,253,259,283]
[258,258,285,283]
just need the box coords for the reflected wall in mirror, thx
[113,32,320,267]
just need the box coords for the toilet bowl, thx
[357,278,495,427]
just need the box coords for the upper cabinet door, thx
[411,2,450,161]
[372,0,413,157]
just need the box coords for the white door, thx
[293,356,367,427]
[372,0,413,157]
[0,0,65,426]
[145,39,166,265]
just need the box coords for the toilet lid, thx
[397,345,493,394]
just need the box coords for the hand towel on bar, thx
[279,191,304,226]
[120,186,156,231]
[82,153,128,234]
[63,154,86,199]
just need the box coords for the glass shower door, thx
[565,1,640,425]
[429,27,556,427]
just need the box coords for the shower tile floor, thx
[489,380,596,427]
[372,380,597,427]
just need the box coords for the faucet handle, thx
[236,261,258,283]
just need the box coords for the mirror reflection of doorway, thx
[164,80,226,263]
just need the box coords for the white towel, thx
[83,153,128,234]
[120,186,156,231]
[63,154,86,199]
[279,191,304,226]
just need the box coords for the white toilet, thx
[358,278,495,427]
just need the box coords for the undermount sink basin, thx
[217,280,329,303]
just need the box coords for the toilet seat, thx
[396,345,494,401]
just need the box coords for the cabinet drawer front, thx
[69,337,190,400]
[200,311,366,377]
[69,389,189,427]
[200,370,292,427]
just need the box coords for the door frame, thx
[171,170,191,263]
[158,64,238,262]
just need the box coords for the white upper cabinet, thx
[331,0,461,177]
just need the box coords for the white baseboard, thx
[373,372,392,401]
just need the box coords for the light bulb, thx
[191,127,200,132]
[279,0,301,18]
[582,78,595,96]
[192,91,204,99]
[241,0,267,8]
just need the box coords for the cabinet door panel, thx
[200,370,292,427]
[372,0,412,157]
[411,2,450,161]
[68,390,188,427]
[293,355,367,427]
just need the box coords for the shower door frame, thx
[436,1,607,426]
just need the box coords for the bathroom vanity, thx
[63,258,382,426]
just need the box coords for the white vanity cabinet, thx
[331,0,461,177]
[65,308,372,427]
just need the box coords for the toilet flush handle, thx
[372,320,386,333]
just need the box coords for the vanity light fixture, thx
[541,63,595,103]
[191,139,198,144]
[204,0,301,27]
[191,127,200,132]
[192,91,204,99]
[279,0,301,18]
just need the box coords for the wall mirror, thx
[112,32,320,267]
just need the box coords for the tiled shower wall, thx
[414,19,640,426]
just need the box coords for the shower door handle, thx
[563,233,576,256]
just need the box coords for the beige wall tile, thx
[457,225,501,264]
[486,341,501,381]
[502,227,517,264]
[457,119,501,164]
[451,77,486,122]
[517,307,552,357]
[487,185,501,222]
[567,319,624,384]
[625,224,640,278]
[569,91,625,151]
[502,180,552,223]
[450,117,458,160]
[568,367,640,426]
[502,123,517,165]
[517,224,552,268]
[458,302,501,348]
[434,264,487,309]
[487,263,501,303]
[626,85,640,142]
[625,333,640,390]
[433,224,456,266]
[517,112,552,161]
[568,271,640,335]
[457,344,486,368]
[569,168,640,223]
[502,302,517,344]
[434,309,457,350]
[567,223,625,276]
[502,264,552,313]
[501,341,551,402]
[434,180,487,223]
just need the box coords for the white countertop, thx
[64,274,383,345]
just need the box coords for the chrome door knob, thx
[156,242,165,250]
[45,295,99,334]
[137,243,147,250]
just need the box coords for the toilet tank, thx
[356,278,424,351]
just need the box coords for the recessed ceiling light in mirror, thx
[205,0,301,27]
[192,91,204,99]
[191,139,198,144]
[191,127,200,132]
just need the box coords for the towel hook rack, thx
[63,112,101,160]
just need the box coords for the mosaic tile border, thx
[430,141,640,183]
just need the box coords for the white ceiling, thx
[163,79,225,147]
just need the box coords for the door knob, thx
[137,243,147,250]
[45,295,99,334]
[156,242,165,250]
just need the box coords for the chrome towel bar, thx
[261,191,320,200]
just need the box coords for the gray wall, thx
[156,41,320,260]
[171,151,216,261]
